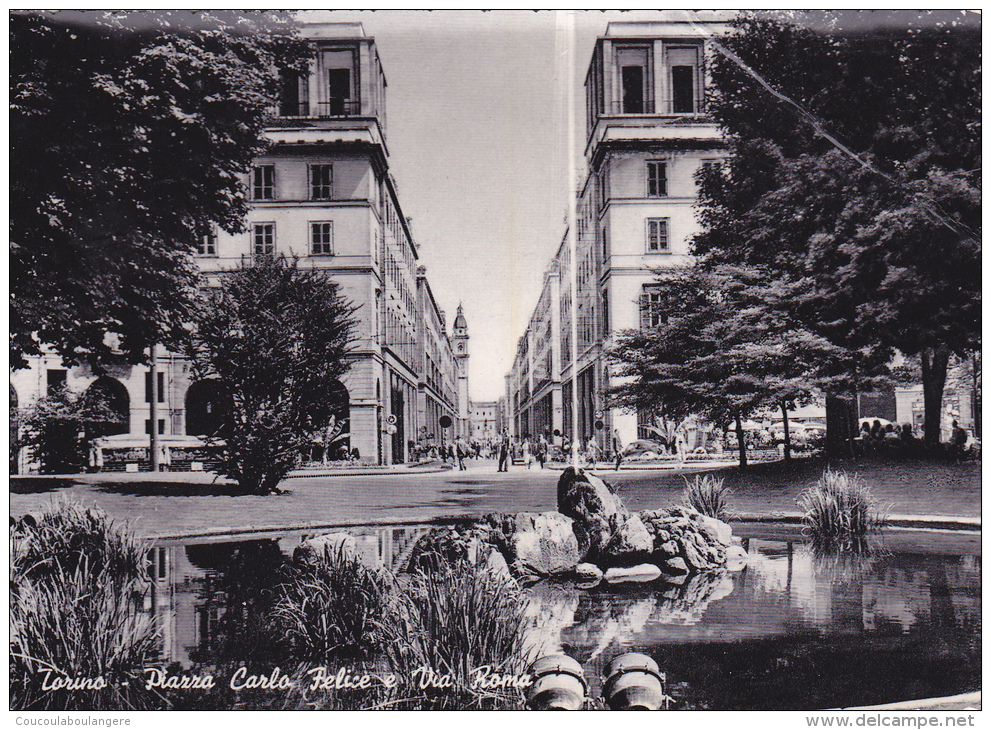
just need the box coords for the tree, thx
[609,266,837,468]
[19,387,123,474]
[10,10,312,370]
[695,11,980,448]
[187,257,356,494]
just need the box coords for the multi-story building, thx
[468,400,499,444]
[507,14,731,452]
[10,22,465,471]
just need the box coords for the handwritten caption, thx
[39,665,534,694]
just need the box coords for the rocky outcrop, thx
[497,511,583,580]
[639,506,729,574]
[557,468,628,560]
[294,531,357,565]
[602,513,653,567]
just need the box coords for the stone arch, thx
[312,379,350,462]
[185,379,231,438]
[84,376,130,438]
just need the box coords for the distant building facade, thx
[507,14,730,451]
[10,22,466,472]
[469,400,498,443]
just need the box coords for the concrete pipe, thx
[603,652,667,710]
[526,654,587,710]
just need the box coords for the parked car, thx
[622,438,668,460]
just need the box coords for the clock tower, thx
[453,304,470,437]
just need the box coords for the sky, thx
[300,10,688,402]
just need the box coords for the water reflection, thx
[142,525,980,708]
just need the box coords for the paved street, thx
[9,457,980,539]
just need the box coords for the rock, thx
[725,544,748,571]
[639,507,729,574]
[557,467,628,560]
[680,536,711,572]
[602,514,653,566]
[508,511,582,577]
[294,532,357,565]
[663,572,688,586]
[698,514,733,548]
[485,545,516,583]
[604,563,662,584]
[662,557,689,575]
[573,562,603,584]
[402,526,481,573]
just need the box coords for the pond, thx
[143,522,980,710]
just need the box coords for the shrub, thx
[273,556,391,663]
[10,501,160,710]
[382,562,529,710]
[682,473,731,520]
[798,470,887,543]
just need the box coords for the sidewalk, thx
[9,456,980,540]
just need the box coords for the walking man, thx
[498,430,510,472]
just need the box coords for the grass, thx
[10,500,161,710]
[798,470,888,545]
[381,561,530,710]
[273,555,392,663]
[682,473,731,520]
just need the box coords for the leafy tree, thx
[187,257,356,494]
[695,11,980,448]
[609,266,837,468]
[19,387,124,474]
[10,10,311,370]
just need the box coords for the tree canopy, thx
[10,10,312,369]
[187,257,356,494]
[694,11,980,445]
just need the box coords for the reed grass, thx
[682,473,731,521]
[10,501,161,710]
[273,555,391,663]
[382,562,530,710]
[798,470,888,543]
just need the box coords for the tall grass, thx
[273,556,391,662]
[382,562,530,710]
[798,470,888,544]
[682,473,731,520]
[10,501,161,710]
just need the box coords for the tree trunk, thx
[920,346,950,448]
[825,394,856,458]
[734,414,748,470]
[780,399,792,462]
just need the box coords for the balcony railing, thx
[276,100,363,119]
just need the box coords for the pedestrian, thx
[612,429,623,471]
[675,427,687,465]
[952,420,968,457]
[523,436,533,469]
[456,437,466,471]
[537,434,548,469]
[498,430,510,472]
[586,437,598,468]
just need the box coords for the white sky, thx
[300,9,682,401]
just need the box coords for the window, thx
[667,46,700,114]
[197,228,217,256]
[646,218,669,252]
[310,164,333,200]
[647,161,667,197]
[252,165,274,199]
[145,419,166,435]
[253,223,275,258]
[311,222,334,256]
[641,289,667,329]
[144,372,165,403]
[617,46,650,114]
